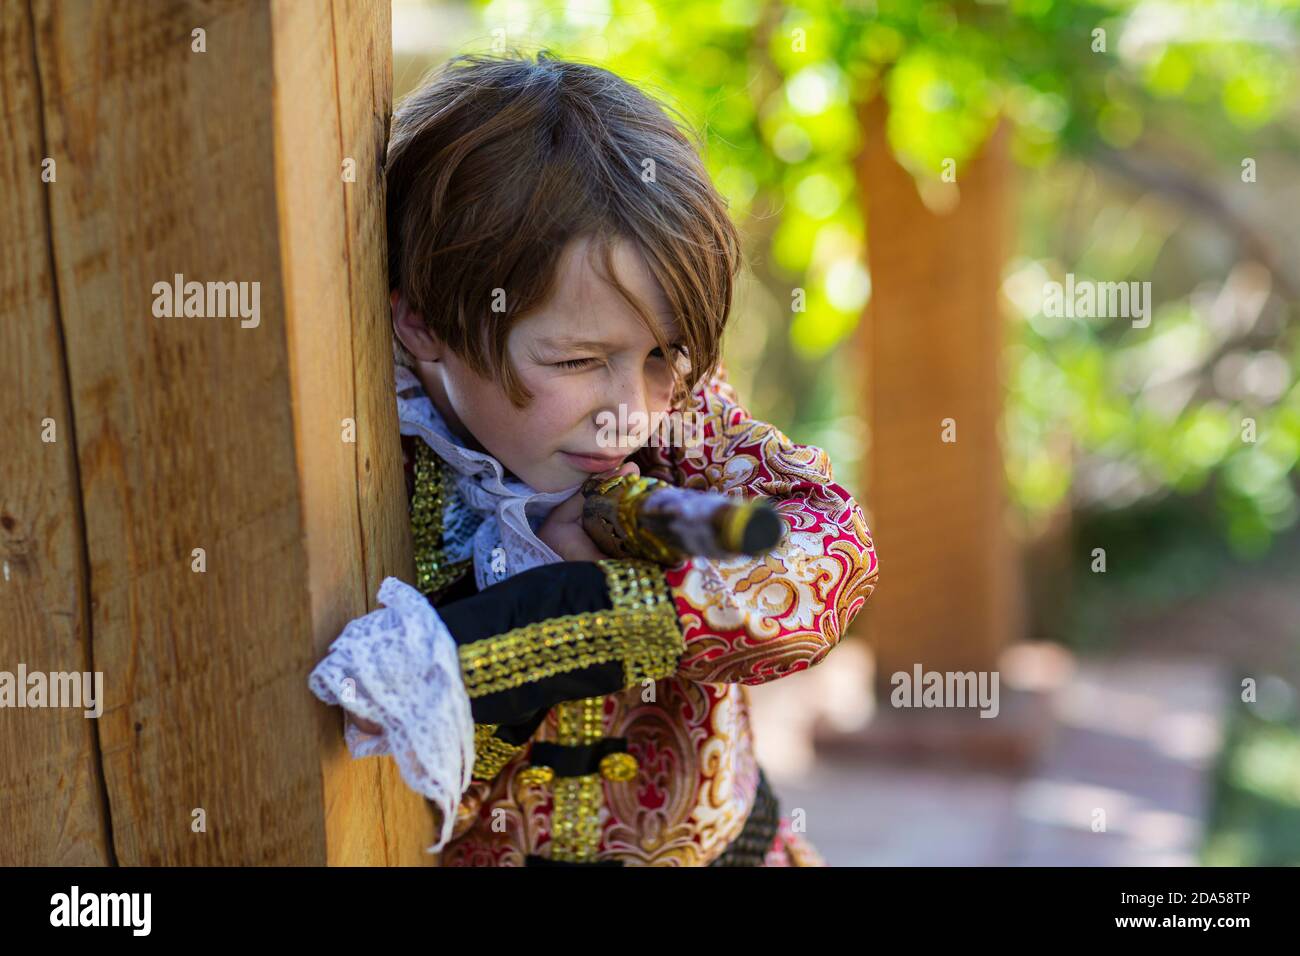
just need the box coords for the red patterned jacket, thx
[403,366,878,866]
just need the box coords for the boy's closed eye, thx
[549,342,687,371]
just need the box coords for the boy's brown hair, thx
[385,49,741,406]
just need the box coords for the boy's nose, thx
[594,369,655,446]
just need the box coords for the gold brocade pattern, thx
[550,697,606,861]
[410,438,472,600]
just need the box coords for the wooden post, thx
[856,93,1022,685]
[0,0,431,865]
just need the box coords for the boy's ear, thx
[390,289,444,362]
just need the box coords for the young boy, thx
[308,50,879,866]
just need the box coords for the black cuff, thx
[431,560,685,726]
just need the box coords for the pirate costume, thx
[308,362,878,866]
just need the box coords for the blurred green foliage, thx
[1205,700,1300,866]
[444,0,1300,548]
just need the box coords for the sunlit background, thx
[392,0,1300,866]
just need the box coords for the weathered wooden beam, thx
[2,0,428,865]
[0,0,112,866]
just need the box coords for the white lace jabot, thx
[307,363,581,853]
[392,363,579,590]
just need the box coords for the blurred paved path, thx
[748,649,1225,866]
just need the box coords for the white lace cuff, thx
[307,576,475,853]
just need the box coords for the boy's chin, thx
[511,462,584,495]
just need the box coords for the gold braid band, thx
[598,559,683,687]
[411,439,473,599]
[550,696,606,861]
[472,723,527,781]
[457,560,684,698]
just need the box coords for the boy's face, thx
[393,235,684,493]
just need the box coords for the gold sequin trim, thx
[598,559,683,688]
[550,697,605,862]
[599,558,674,611]
[519,765,554,787]
[472,722,527,781]
[411,438,472,600]
[457,602,684,698]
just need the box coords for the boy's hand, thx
[538,462,639,561]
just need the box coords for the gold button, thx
[519,765,554,787]
[599,752,638,782]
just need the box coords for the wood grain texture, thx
[325,0,431,865]
[0,0,112,866]
[7,0,427,864]
[270,0,431,865]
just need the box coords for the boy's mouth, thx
[560,450,627,473]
